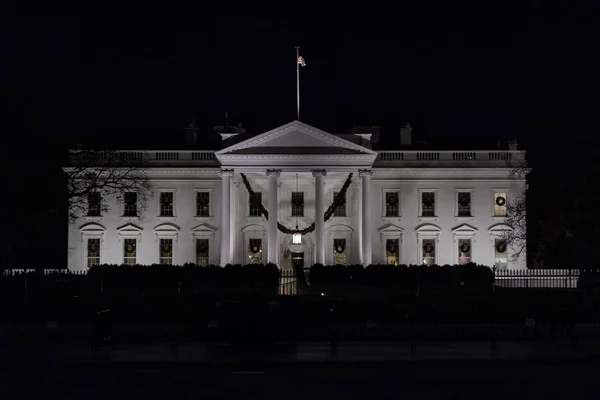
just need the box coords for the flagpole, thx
[296,46,300,120]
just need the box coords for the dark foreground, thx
[3,359,600,399]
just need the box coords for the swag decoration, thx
[495,240,507,253]
[495,196,506,207]
[423,242,434,254]
[240,173,354,235]
[386,241,398,254]
[459,242,471,254]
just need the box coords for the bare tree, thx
[65,149,151,221]
[502,149,530,263]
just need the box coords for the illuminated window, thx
[386,238,399,266]
[333,238,347,265]
[87,238,100,267]
[123,238,137,265]
[249,239,262,264]
[196,238,209,266]
[494,239,508,269]
[159,238,173,265]
[494,192,507,217]
[422,238,436,265]
[458,238,472,265]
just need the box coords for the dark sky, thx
[3,5,599,150]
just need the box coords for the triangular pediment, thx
[191,223,218,233]
[216,121,377,157]
[378,223,405,233]
[452,224,478,233]
[117,223,143,233]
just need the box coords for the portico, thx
[214,121,378,267]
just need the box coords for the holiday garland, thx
[240,172,354,235]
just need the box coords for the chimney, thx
[350,125,379,143]
[215,121,246,141]
[184,120,198,145]
[508,138,519,150]
[400,123,412,146]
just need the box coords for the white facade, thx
[68,121,527,270]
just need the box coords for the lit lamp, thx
[292,228,302,244]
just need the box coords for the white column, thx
[219,169,234,266]
[359,169,373,265]
[312,169,326,265]
[266,169,280,265]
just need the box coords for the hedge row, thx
[308,263,494,289]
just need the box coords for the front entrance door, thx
[291,252,304,270]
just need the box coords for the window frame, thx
[191,223,217,266]
[157,189,176,219]
[248,191,263,217]
[194,188,213,219]
[452,224,478,265]
[86,192,102,217]
[117,223,143,265]
[379,223,404,265]
[455,188,475,219]
[331,189,347,218]
[122,192,139,218]
[382,189,402,219]
[290,190,305,217]
[491,188,510,219]
[80,223,106,269]
[418,189,439,219]
[416,223,441,265]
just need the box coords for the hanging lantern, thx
[292,231,302,244]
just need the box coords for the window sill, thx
[491,216,506,220]
[157,216,177,221]
[84,216,103,221]
[418,216,439,221]
[454,216,475,221]
[382,216,402,221]
[193,216,213,221]
[120,216,140,220]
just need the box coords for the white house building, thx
[67,120,527,271]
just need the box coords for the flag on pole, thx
[297,56,306,67]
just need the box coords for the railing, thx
[376,150,524,167]
[494,269,581,289]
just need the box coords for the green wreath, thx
[495,196,506,207]
[459,242,470,253]
[386,241,398,254]
[423,242,434,254]
[459,195,470,207]
[88,241,99,253]
[495,240,507,253]
[197,241,208,254]
[423,195,434,207]
[334,242,345,254]
[125,241,136,254]
[162,242,172,253]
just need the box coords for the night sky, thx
[3,5,599,152]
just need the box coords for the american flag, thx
[297,56,306,66]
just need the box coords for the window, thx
[421,192,436,217]
[87,192,101,216]
[333,192,346,217]
[160,192,174,217]
[124,193,137,217]
[249,192,262,217]
[249,239,262,264]
[422,238,436,265]
[493,191,507,217]
[458,238,472,265]
[87,238,100,267]
[291,191,304,217]
[196,238,209,266]
[385,191,400,217]
[123,238,137,265]
[386,238,399,266]
[457,191,472,217]
[333,238,347,265]
[196,192,210,217]
[494,238,508,269]
[159,238,173,265]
